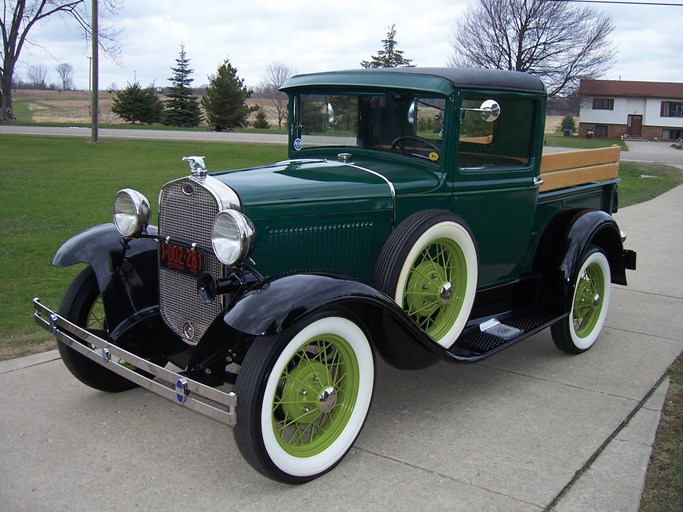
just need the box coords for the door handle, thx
[533,176,544,188]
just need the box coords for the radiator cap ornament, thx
[182,156,207,177]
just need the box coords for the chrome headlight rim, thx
[211,210,255,266]
[113,188,151,237]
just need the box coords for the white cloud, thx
[598,2,681,82]
[13,0,680,91]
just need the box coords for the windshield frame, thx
[288,89,449,166]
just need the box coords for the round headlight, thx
[211,210,255,266]
[113,189,151,237]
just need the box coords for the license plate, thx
[160,242,205,277]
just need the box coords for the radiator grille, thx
[158,179,223,343]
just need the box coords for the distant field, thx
[10,89,278,126]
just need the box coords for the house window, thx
[592,98,614,110]
[661,101,683,118]
[662,129,682,141]
[595,125,609,137]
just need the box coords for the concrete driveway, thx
[621,139,683,167]
[1,151,682,511]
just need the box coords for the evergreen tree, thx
[561,115,576,133]
[202,58,255,131]
[252,106,270,129]
[111,82,163,124]
[361,24,413,68]
[163,44,201,127]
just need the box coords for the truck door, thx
[450,93,544,288]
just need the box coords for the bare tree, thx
[55,62,74,90]
[0,0,121,121]
[26,62,47,88]
[449,0,615,96]
[259,61,295,129]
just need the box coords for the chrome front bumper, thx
[32,298,236,427]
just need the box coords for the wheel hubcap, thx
[440,282,453,305]
[319,386,338,414]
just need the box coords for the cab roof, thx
[281,67,547,96]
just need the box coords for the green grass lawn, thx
[545,133,629,151]
[619,162,683,207]
[640,355,683,512]
[0,135,286,358]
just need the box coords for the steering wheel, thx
[390,136,441,160]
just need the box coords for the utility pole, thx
[91,0,99,143]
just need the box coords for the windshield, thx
[292,92,446,163]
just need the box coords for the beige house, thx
[578,79,683,141]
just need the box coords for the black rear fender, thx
[535,209,631,311]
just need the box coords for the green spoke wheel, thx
[552,246,611,353]
[374,210,478,348]
[235,313,374,483]
[403,238,468,340]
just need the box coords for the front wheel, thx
[551,247,611,353]
[57,266,137,392]
[234,313,375,483]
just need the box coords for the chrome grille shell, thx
[158,175,240,344]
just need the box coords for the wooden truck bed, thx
[540,146,620,192]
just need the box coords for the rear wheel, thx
[57,266,137,392]
[551,247,611,353]
[235,313,374,483]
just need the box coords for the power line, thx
[549,0,683,5]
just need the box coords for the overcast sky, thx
[17,0,682,92]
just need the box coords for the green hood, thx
[210,158,440,280]
[212,157,440,214]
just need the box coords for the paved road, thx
[0,124,289,144]
[620,139,683,167]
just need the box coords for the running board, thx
[445,310,565,362]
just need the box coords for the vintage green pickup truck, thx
[34,67,636,483]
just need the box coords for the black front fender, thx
[223,273,443,370]
[52,223,159,330]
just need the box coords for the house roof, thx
[579,79,683,100]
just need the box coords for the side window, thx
[300,95,358,136]
[458,95,535,171]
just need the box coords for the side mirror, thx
[461,99,501,122]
